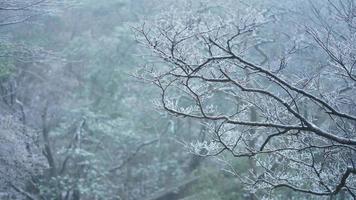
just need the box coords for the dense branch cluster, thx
[138,0,356,198]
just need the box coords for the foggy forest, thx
[0,0,356,199]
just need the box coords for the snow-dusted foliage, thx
[0,112,45,199]
[137,0,356,198]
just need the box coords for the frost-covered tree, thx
[0,1,205,199]
[0,111,45,199]
[0,1,76,199]
[138,0,356,198]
